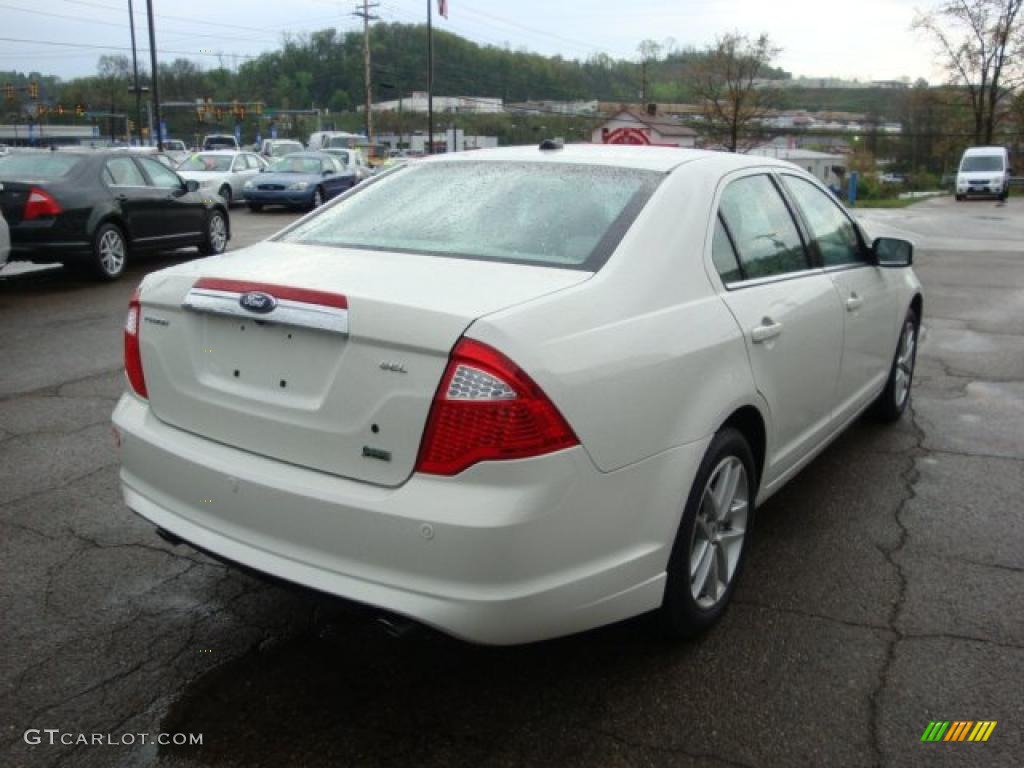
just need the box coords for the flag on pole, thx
[438,0,448,18]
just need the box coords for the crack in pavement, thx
[731,599,895,634]
[866,403,925,768]
[0,367,122,405]
[0,462,119,511]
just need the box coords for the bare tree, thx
[914,0,1024,145]
[691,33,781,153]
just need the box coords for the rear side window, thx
[0,153,82,179]
[279,161,662,270]
[138,157,181,189]
[712,215,743,284]
[718,174,808,280]
[105,157,146,186]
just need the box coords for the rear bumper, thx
[9,218,91,261]
[113,393,708,644]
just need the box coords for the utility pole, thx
[427,0,433,153]
[145,0,162,150]
[641,59,648,103]
[354,0,379,142]
[128,0,143,144]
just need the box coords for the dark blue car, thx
[243,152,356,211]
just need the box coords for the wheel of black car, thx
[311,186,324,209]
[875,307,919,423]
[91,222,128,281]
[248,203,263,212]
[219,185,232,206]
[658,427,756,639]
[199,210,228,256]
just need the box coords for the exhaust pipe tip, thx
[156,527,183,547]
[374,614,419,640]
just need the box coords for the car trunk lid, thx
[137,241,591,486]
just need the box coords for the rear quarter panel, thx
[471,160,760,473]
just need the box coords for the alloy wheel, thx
[689,456,749,609]
[98,229,126,276]
[893,319,916,408]
[209,214,227,253]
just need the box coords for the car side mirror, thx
[872,237,913,267]
[184,179,200,193]
[322,169,335,177]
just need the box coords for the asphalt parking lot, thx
[1,198,1021,768]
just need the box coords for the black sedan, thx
[0,150,230,280]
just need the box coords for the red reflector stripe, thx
[193,277,348,309]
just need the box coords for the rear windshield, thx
[269,142,302,157]
[0,153,82,179]
[204,138,236,149]
[279,161,662,270]
[961,155,1004,172]
[268,156,322,174]
[179,154,233,172]
[326,136,358,148]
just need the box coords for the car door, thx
[320,156,347,198]
[136,156,205,244]
[780,173,900,420]
[103,156,160,242]
[711,172,845,485]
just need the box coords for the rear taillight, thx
[124,288,147,398]
[23,187,63,220]
[415,338,578,476]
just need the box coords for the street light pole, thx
[128,0,143,144]
[145,0,162,150]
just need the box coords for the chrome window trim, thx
[722,267,824,291]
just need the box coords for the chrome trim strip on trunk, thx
[182,288,349,335]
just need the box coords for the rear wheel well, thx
[721,406,766,490]
[95,214,129,243]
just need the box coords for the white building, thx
[749,146,847,187]
[365,92,503,115]
[591,109,698,148]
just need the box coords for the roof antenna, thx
[538,138,564,151]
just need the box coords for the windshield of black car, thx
[278,161,662,270]
[0,153,82,179]
[960,156,1004,172]
[179,155,233,172]
[268,156,322,174]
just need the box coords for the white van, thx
[956,146,1011,201]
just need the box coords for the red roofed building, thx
[592,108,698,148]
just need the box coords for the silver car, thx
[176,150,268,206]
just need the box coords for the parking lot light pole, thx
[145,0,162,150]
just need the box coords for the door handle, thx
[846,293,864,311]
[751,318,783,343]
[115,194,129,202]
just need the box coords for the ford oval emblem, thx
[239,291,277,314]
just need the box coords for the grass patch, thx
[848,196,937,209]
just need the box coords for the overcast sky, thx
[3,0,945,84]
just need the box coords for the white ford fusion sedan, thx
[113,144,922,644]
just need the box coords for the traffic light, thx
[254,102,263,116]
[75,103,85,117]
[3,82,13,101]
[128,119,135,132]
[56,104,64,116]
[28,81,39,99]
[237,105,246,120]
[37,104,48,116]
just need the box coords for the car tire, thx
[91,221,128,281]
[874,307,919,423]
[310,186,324,210]
[955,194,964,201]
[248,203,263,212]
[198,209,228,256]
[658,427,756,639]
[219,185,232,206]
